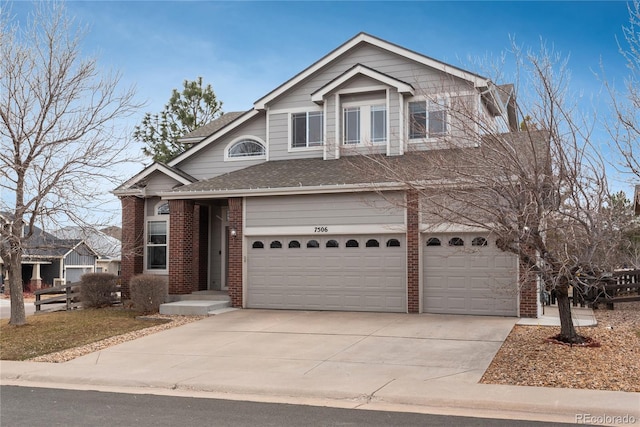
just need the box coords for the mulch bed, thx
[480,302,640,392]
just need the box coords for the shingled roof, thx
[179,111,247,141]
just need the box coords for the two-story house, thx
[115,33,538,318]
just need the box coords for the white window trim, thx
[224,135,267,162]
[407,95,451,143]
[288,111,325,151]
[144,201,170,274]
[341,99,388,146]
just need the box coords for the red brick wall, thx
[120,196,145,298]
[406,190,420,313]
[228,198,243,307]
[193,205,209,291]
[169,199,194,295]
[519,259,538,318]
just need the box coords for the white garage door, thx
[248,235,406,312]
[423,234,518,316]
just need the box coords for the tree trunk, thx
[556,282,583,344]
[8,252,26,326]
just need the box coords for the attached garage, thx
[247,235,406,312]
[423,233,518,316]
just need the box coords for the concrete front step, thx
[159,300,231,316]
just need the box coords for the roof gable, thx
[310,63,414,103]
[254,32,489,110]
[114,162,196,196]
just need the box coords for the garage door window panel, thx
[326,239,339,248]
[252,241,264,249]
[426,237,441,246]
[346,239,359,248]
[472,237,488,246]
[307,239,320,248]
[366,239,380,247]
[288,240,301,248]
[448,237,464,246]
[386,239,401,247]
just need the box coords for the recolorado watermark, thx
[576,413,637,425]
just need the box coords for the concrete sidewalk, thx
[2,309,638,425]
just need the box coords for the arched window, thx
[472,237,488,246]
[252,241,264,249]
[366,239,379,248]
[346,239,359,248]
[307,239,320,248]
[326,240,339,248]
[227,139,265,158]
[288,240,301,248]
[270,240,282,249]
[449,237,464,246]
[426,237,441,246]
[157,202,170,215]
[386,238,401,247]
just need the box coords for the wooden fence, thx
[34,282,120,312]
[573,269,640,309]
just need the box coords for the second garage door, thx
[423,233,518,316]
[247,235,406,312]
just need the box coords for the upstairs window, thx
[228,139,266,158]
[343,104,386,145]
[292,111,323,148]
[409,99,448,139]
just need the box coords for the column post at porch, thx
[227,198,243,308]
[169,199,195,295]
[120,196,145,298]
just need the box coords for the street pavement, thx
[1,309,639,425]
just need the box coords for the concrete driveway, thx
[3,309,517,399]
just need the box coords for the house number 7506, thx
[314,226,328,233]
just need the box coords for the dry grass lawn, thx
[0,308,168,361]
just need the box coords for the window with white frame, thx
[227,139,265,158]
[147,220,167,270]
[408,98,448,139]
[291,111,323,148]
[343,103,387,145]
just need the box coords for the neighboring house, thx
[0,214,98,289]
[115,33,540,317]
[54,227,121,276]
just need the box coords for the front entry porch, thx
[160,290,233,316]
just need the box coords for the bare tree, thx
[357,43,623,344]
[0,2,140,325]
[606,0,640,180]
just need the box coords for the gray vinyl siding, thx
[268,112,324,161]
[245,192,404,228]
[268,44,470,112]
[144,172,185,195]
[178,113,268,180]
[388,88,401,156]
[65,244,96,266]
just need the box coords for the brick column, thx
[193,205,209,291]
[120,196,145,298]
[228,198,243,308]
[519,258,538,318]
[406,190,420,313]
[169,199,195,295]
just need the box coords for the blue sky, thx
[7,1,637,221]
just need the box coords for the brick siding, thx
[169,199,194,294]
[406,190,420,313]
[120,196,144,298]
[227,197,243,307]
[519,261,538,318]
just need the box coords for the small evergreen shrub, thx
[129,275,168,314]
[79,273,118,308]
